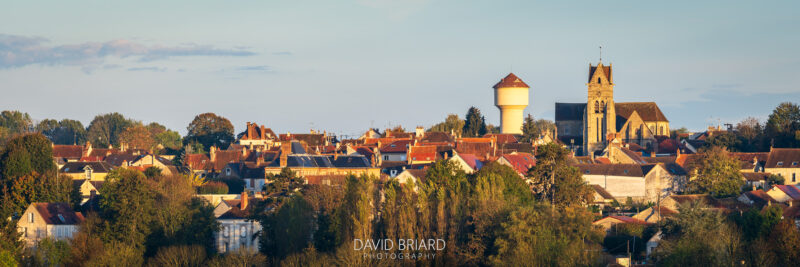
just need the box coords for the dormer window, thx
[226,168,231,176]
[585,170,590,174]
[793,162,798,166]
[624,170,629,174]
[778,162,784,166]
[84,166,93,179]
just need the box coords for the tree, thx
[155,130,182,150]
[119,124,156,151]
[86,113,135,148]
[686,146,745,198]
[703,132,741,151]
[429,114,464,136]
[22,238,71,267]
[527,143,593,207]
[654,200,742,266]
[0,110,32,134]
[520,114,555,143]
[258,195,315,259]
[767,219,800,266]
[36,119,87,145]
[99,168,156,252]
[143,166,162,178]
[0,133,56,180]
[734,117,766,151]
[147,245,208,267]
[463,107,487,137]
[765,102,800,148]
[0,249,17,267]
[185,113,235,150]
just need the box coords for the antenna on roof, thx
[599,45,602,62]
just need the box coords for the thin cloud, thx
[272,51,292,56]
[0,34,256,69]
[127,67,167,72]
[235,65,270,71]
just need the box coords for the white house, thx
[17,203,83,247]
[214,193,261,253]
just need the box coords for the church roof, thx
[555,103,586,121]
[588,64,612,83]
[493,73,529,89]
[615,102,668,122]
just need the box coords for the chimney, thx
[90,189,96,200]
[415,126,425,139]
[243,147,248,157]
[210,146,217,162]
[256,154,264,166]
[240,191,249,210]
[84,142,93,158]
[280,142,290,167]
[246,122,252,139]
[260,125,267,140]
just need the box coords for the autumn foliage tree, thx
[686,146,745,197]
[185,113,235,150]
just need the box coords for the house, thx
[72,179,103,204]
[60,161,116,181]
[127,154,179,175]
[214,193,261,253]
[764,148,800,185]
[591,184,615,209]
[52,144,85,168]
[633,206,678,223]
[742,172,773,189]
[448,153,483,174]
[237,122,277,148]
[576,163,682,203]
[17,203,83,247]
[766,184,800,204]
[646,231,663,258]
[496,152,536,177]
[394,169,427,191]
[592,215,649,232]
[660,194,723,211]
[379,139,412,163]
[737,189,775,208]
[408,145,438,165]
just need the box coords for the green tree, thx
[734,117,766,152]
[185,113,235,150]
[765,102,800,148]
[462,107,487,137]
[99,168,156,253]
[258,195,315,259]
[429,114,464,136]
[520,114,556,143]
[264,167,305,195]
[686,146,745,197]
[23,238,71,267]
[654,200,742,266]
[0,249,17,267]
[527,143,593,206]
[147,245,208,267]
[155,130,183,150]
[703,131,741,151]
[36,119,87,145]
[767,219,800,266]
[86,112,135,148]
[0,110,33,134]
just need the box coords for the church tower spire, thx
[584,62,616,155]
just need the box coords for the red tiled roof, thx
[501,153,536,175]
[212,150,243,171]
[185,154,212,170]
[484,134,518,144]
[591,184,614,199]
[52,145,84,159]
[493,73,529,89]
[409,146,437,162]
[32,202,84,225]
[456,142,494,160]
[380,140,413,153]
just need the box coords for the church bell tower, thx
[584,62,616,155]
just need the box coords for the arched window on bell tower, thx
[600,101,606,113]
[597,77,601,84]
[594,101,600,113]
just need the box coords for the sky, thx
[1,0,798,137]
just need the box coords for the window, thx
[23,227,27,237]
[585,170,590,174]
[240,226,247,237]
[383,155,389,161]
[28,212,33,223]
[793,173,796,183]
[84,167,92,179]
[594,101,600,113]
[659,126,664,135]
[597,77,601,84]
[793,162,798,166]
[223,226,230,237]
[226,168,231,175]
[600,101,606,113]
[778,162,784,166]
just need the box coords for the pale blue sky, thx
[1,0,798,137]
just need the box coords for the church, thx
[555,62,670,156]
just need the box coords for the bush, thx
[147,245,207,267]
[197,181,229,194]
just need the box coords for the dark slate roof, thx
[291,142,307,154]
[615,102,669,122]
[574,164,653,177]
[104,153,140,167]
[60,161,115,173]
[588,64,612,83]
[555,103,586,121]
[765,148,800,168]
[279,134,326,147]
[330,155,371,168]
[32,202,83,225]
[492,73,529,89]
